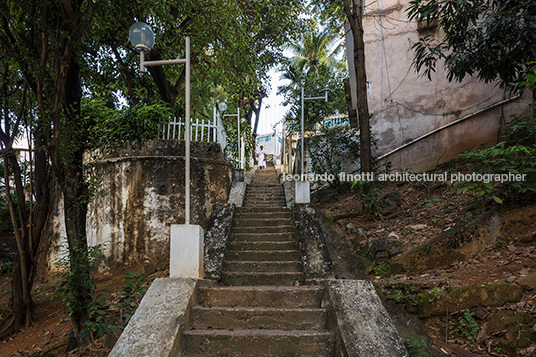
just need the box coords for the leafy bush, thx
[84,99,172,151]
[351,180,383,218]
[449,309,479,342]
[458,65,536,205]
[404,335,429,357]
[115,270,147,325]
[307,127,360,190]
[0,192,31,232]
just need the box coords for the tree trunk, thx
[345,0,372,174]
[60,54,92,336]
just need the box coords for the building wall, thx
[43,140,231,276]
[346,0,531,172]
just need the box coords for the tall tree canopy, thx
[407,0,536,90]
[0,0,304,342]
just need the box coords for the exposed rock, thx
[204,203,235,280]
[481,310,536,354]
[506,276,516,283]
[379,191,403,216]
[471,306,489,320]
[517,273,536,291]
[293,204,334,279]
[326,280,408,356]
[392,210,502,273]
[388,232,400,240]
[357,228,367,241]
[371,239,388,253]
[406,224,428,231]
[416,283,522,318]
[388,247,404,257]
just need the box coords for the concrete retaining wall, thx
[44,140,232,275]
[109,278,197,357]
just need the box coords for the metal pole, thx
[140,50,146,72]
[301,86,304,176]
[237,106,241,169]
[185,37,191,225]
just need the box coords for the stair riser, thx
[231,233,296,242]
[221,273,302,286]
[229,241,298,250]
[226,251,300,261]
[190,308,327,330]
[225,261,302,272]
[236,207,291,213]
[233,226,294,234]
[234,212,292,220]
[197,287,323,308]
[182,332,334,356]
[233,219,291,227]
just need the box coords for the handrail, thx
[377,94,522,160]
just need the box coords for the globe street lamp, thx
[129,23,203,280]
[129,22,193,225]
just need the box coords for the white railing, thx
[163,110,227,151]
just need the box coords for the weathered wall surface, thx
[45,140,231,274]
[346,0,532,172]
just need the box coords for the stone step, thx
[242,204,287,209]
[231,232,296,242]
[247,190,284,195]
[233,218,292,227]
[225,260,302,272]
[189,306,327,330]
[243,195,286,201]
[243,199,286,204]
[236,207,290,213]
[234,211,292,220]
[197,285,323,308]
[221,272,303,285]
[233,225,295,234]
[225,250,300,261]
[181,329,334,356]
[229,241,298,251]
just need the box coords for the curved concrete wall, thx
[44,140,231,275]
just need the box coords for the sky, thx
[256,67,290,136]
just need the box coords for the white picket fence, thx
[162,111,227,150]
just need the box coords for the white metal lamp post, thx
[296,86,330,204]
[129,22,203,279]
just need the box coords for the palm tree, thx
[285,28,344,77]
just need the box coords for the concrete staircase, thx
[181,166,334,356]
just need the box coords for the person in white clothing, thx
[257,145,266,170]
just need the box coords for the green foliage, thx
[84,99,171,151]
[0,261,13,275]
[0,191,31,232]
[82,290,122,340]
[53,245,103,328]
[115,270,148,325]
[372,262,390,276]
[407,0,536,89]
[307,128,360,190]
[417,198,442,207]
[449,309,480,342]
[456,64,536,205]
[427,287,441,303]
[352,180,383,219]
[405,335,429,357]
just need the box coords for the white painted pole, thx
[185,37,191,225]
[301,86,304,176]
[237,106,241,169]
